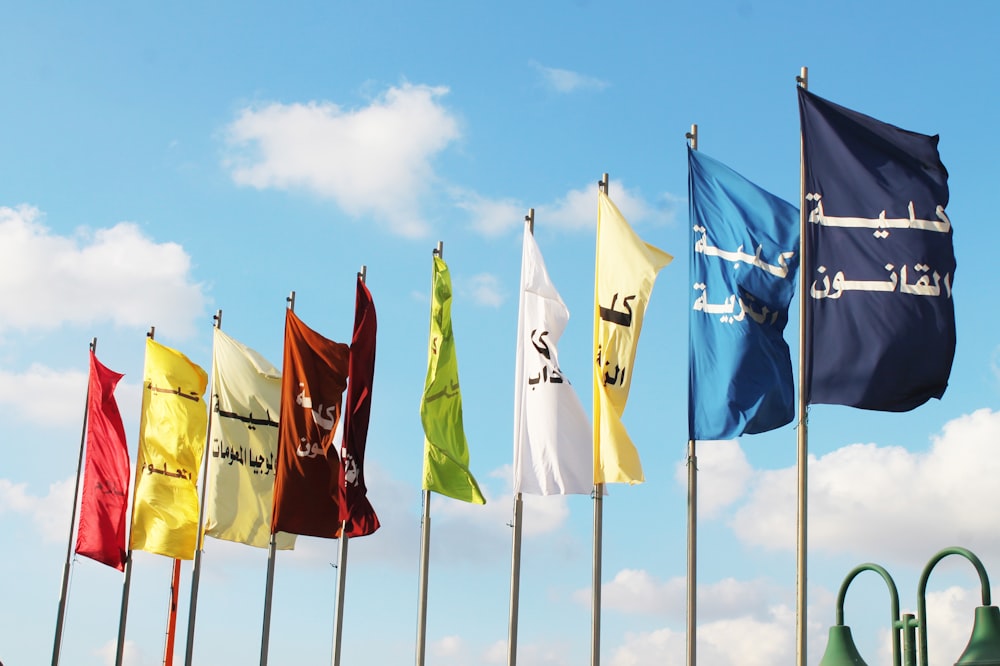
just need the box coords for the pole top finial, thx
[686,124,698,150]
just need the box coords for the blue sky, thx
[2,2,1000,664]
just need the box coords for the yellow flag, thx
[130,338,208,559]
[593,191,672,484]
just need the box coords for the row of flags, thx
[72,87,958,548]
[72,275,381,573]
[61,84,956,663]
[510,87,955,499]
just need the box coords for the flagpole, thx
[591,174,610,666]
[259,536,277,666]
[114,550,133,666]
[144,325,183,666]
[183,310,221,666]
[331,266,366,666]
[115,325,156,666]
[51,337,97,666]
[260,292,294,666]
[416,241,442,666]
[506,209,534,666]
[684,123,699,666]
[794,65,809,666]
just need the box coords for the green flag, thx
[420,255,486,504]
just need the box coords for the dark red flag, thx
[272,310,350,538]
[75,351,130,570]
[339,276,380,537]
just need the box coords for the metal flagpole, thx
[259,535,277,666]
[794,65,810,666]
[114,550,133,666]
[415,489,431,666]
[507,493,524,666]
[416,241,443,666]
[592,174,610,666]
[116,326,156,666]
[183,310,221,666]
[260,292,294,666]
[684,123,699,666]
[331,265,366,666]
[507,209,533,666]
[51,337,97,666]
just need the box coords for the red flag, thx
[339,276,380,537]
[75,351,130,570]
[271,310,350,538]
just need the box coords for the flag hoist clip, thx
[819,546,1000,666]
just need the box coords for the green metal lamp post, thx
[819,547,1000,666]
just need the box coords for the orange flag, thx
[271,310,350,538]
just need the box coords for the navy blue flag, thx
[688,147,800,440]
[799,88,956,411]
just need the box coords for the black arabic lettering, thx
[147,383,200,402]
[599,293,635,327]
[217,408,279,429]
[530,329,551,359]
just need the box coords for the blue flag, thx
[688,147,800,440]
[799,89,956,411]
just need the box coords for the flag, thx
[271,309,351,538]
[338,275,380,537]
[75,351,130,570]
[799,88,956,411]
[594,191,672,484]
[513,224,592,495]
[204,329,294,549]
[130,338,208,560]
[688,148,800,440]
[420,255,485,504]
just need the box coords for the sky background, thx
[2,1,1000,665]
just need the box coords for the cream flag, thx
[204,329,295,549]
[593,191,672,484]
[514,223,592,495]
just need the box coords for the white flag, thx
[513,223,592,495]
[205,329,295,549]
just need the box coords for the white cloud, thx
[0,477,73,542]
[0,364,86,427]
[98,639,155,666]
[454,181,677,237]
[224,83,460,238]
[484,638,575,665]
[431,635,466,658]
[608,606,796,666]
[0,205,206,338]
[576,569,774,624]
[921,586,993,664]
[731,409,1000,565]
[453,189,525,237]
[673,439,752,518]
[464,273,506,308]
[536,181,675,233]
[426,465,571,563]
[0,364,140,429]
[262,462,569,571]
[531,62,609,94]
